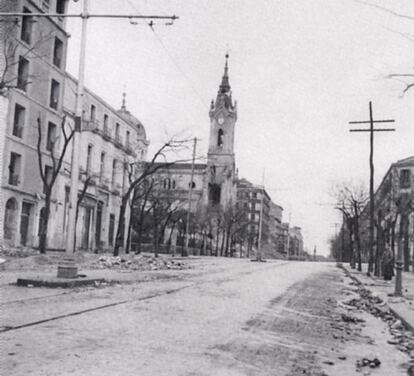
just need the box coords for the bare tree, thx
[333,182,368,271]
[36,115,74,253]
[113,137,192,256]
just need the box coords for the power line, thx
[124,0,209,108]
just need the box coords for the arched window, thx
[189,181,196,189]
[217,129,224,147]
[172,180,176,189]
[4,198,18,240]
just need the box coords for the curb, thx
[16,277,107,288]
[339,264,414,334]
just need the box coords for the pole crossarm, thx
[350,128,396,132]
[348,101,396,276]
[349,119,395,124]
[0,13,179,20]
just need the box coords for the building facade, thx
[0,0,148,251]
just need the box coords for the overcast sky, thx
[66,0,414,256]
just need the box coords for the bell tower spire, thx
[204,54,238,209]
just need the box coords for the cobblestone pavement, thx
[1,260,412,375]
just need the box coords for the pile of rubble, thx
[91,254,189,271]
[0,247,37,258]
[343,285,414,357]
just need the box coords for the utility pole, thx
[184,137,197,257]
[0,3,178,253]
[66,0,88,254]
[349,102,395,275]
[256,171,265,262]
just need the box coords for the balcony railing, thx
[114,134,123,148]
[102,126,111,141]
[83,119,100,132]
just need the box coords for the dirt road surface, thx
[1,259,412,375]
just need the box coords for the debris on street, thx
[90,254,189,271]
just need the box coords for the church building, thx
[153,54,238,212]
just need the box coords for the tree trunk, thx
[125,209,132,254]
[114,195,129,256]
[220,230,226,257]
[39,193,51,254]
[215,227,220,256]
[348,219,355,269]
[403,214,410,272]
[354,218,362,272]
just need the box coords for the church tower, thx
[205,54,237,209]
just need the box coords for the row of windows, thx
[12,102,59,151]
[85,145,129,191]
[21,8,65,69]
[16,55,62,109]
[7,151,52,194]
[162,178,196,190]
[88,106,132,148]
[20,3,66,47]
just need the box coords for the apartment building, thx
[0,0,148,251]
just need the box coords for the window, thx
[99,152,105,181]
[189,181,196,189]
[49,79,60,109]
[217,129,224,147]
[90,104,96,121]
[112,159,117,186]
[12,104,25,138]
[400,169,411,189]
[8,152,22,186]
[86,144,93,174]
[103,114,108,130]
[46,122,57,151]
[53,37,63,68]
[17,57,29,91]
[115,123,121,142]
[108,214,115,246]
[208,183,221,205]
[56,0,66,14]
[126,130,130,146]
[172,180,176,189]
[43,165,53,193]
[20,8,33,44]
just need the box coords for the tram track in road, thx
[1,261,288,334]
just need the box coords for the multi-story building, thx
[0,0,148,251]
[269,201,284,257]
[236,178,271,255]
[1,0,70,247]
[289,226,304,257]
[360,156,414,268]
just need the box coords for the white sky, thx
[66,0,414,256]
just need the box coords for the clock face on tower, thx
[217,117,224,125]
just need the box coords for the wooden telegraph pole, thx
[184,137,197,257]
[349,102,395,275]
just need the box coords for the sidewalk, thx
[342,263,414,332]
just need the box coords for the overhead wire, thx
[124,0,209,108]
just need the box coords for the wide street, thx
[1,258,411,376]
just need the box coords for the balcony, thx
[102,127,112,141]
[123,141,136,157]
[83,119,100,133]
[114,134,123,149]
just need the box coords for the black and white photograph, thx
[1,0,414,375]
